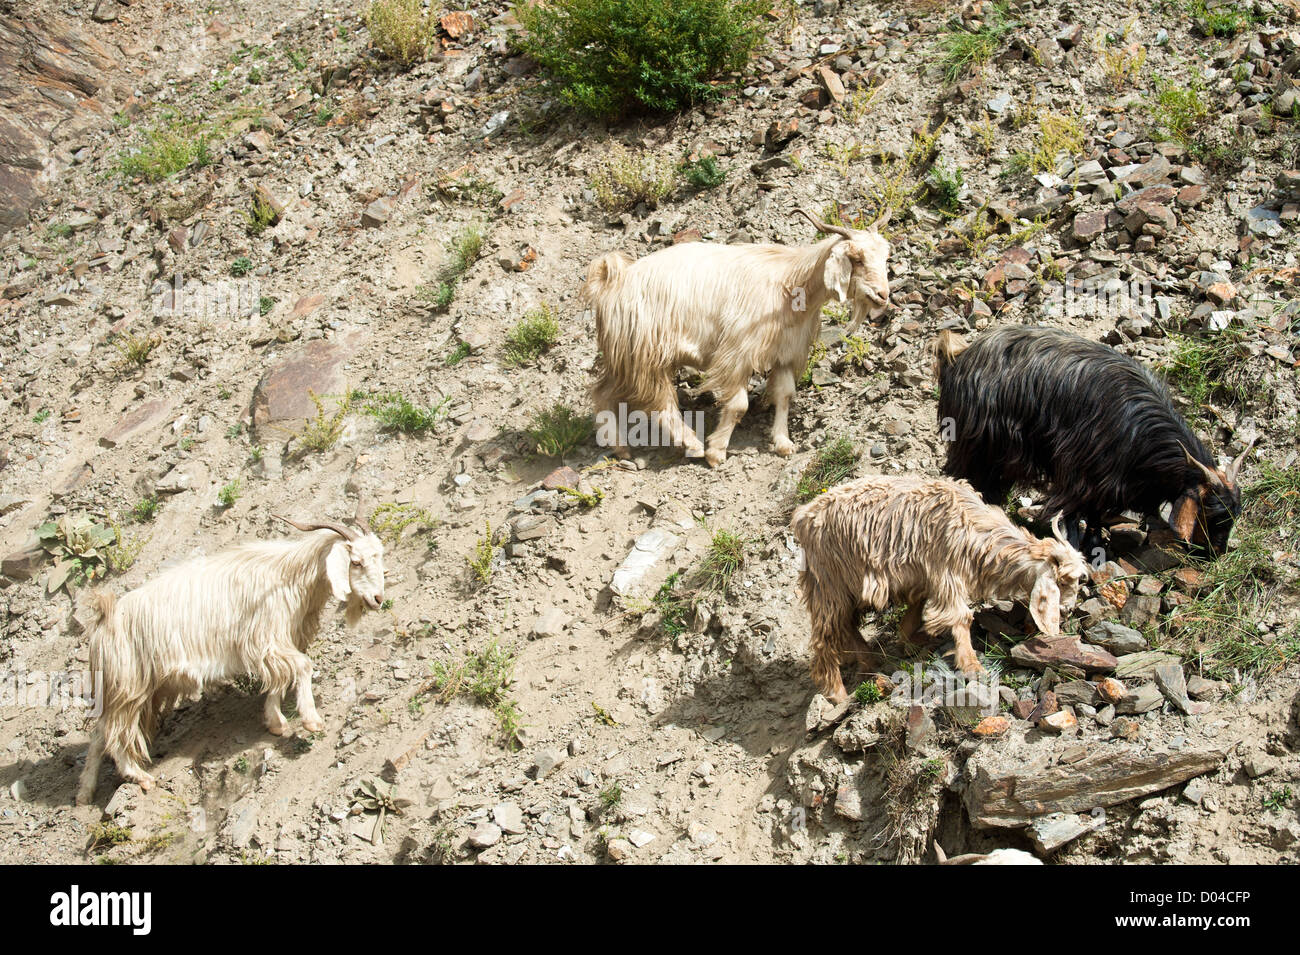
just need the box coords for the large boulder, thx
[0,14,125,234]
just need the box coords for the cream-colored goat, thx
[791,475,1087,702]
[584,209,891,467]
[75,516,384,804]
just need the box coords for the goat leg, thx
[767,366,797,457]
[292,653,323,733]
[950,615,983,674]
[704,387,749,468]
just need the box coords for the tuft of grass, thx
[1099,42,1147,91]
[364,0,441,66]
[421,225,483,309]
[113,332,162,370]
[467,521,499,585]
[590,145,680,214]
[935,3,1018,83]
[698,529,746,594]
[117,127,213,182]
[1161,464,1300,680]
[599,783,623,809]
[446,342,471,366]
[423,636,523,748]
[1161,326,1271,413]
[526,404,591,458]
[504,305,560,365]
[518,0,769,119]
[361,391,452,435]
[1187,0,1258,37]
[795,438,860,504]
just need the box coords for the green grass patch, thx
[795,438,860,503]
[504,305,560,365]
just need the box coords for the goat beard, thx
[344,593,365,627]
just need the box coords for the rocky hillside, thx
[0,0,1297,864]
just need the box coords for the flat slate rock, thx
[964,741,1227,828]
[1009,635,1117,672]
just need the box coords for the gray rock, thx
[1027,809,1104,853]
[492,802,526,835]
[1115,681,1163,714]
[469,822,502,848]
[1086,621,1147,654]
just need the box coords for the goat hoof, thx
[704,449,726,468]
[267,720,290,737]
[954,654,984,675]
[301,716,323,733]
[773,438,795,457]
[134,773,156,792]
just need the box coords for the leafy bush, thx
[117,127,213,182]
[683,155,725,190]
[365,0,441,66]
[518,0,770,119]
[526,405,591,458]
[590,146,679,212]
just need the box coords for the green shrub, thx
[504,305,560,365]
[518,0,769,119]
[117,128,213,182]
[683,155,725,190]
[365,0,440,66]
[795,438,859,503]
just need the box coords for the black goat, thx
[934,326,1250,560]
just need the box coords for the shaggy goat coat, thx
[584,217,889,467]
[935,326,1245,556]
[76,526,383,803]
[791,475,1086,701]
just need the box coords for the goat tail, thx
[85,588,116,633]
[581,251,633,305]
[931,329,969,378]
[86,596,155,773]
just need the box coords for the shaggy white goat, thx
[75,515,384,804]
[791,476,1087,702]
[584,209,891,467]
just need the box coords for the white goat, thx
[791,476,1088,702]
[584,209,891,467]
[76,515,384,804]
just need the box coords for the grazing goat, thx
[791,475,1087,701]
[76,514,384,804]
[585,209,891,467]
[935,326,1251,559]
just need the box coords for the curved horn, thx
[868,206,891,231]
[275,515,357,541]
[1179,442,1225,489]
[1224,435,1256,486]
[1050,513,1069,546]
[793,207,852,239]
[353,496,373,536]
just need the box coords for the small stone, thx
[1097,678,1127,704]
[1116,682,1163,714]
[973,716,1009,737]
[1111,717,1142,741]
[606,838,633,861]
[469,823,502,848]
[834,783,863,821]
[1038,709,1078,734]
[492,803,526,835]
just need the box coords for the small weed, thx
[467,521,499,585]
[291,390,353,455]
[1149,79,1212,151]
[132,496,161,523]
[559,485,604,509]
[926,157,964,213]
[117,127,213,182]
[368,502,438,545]
[245,196,279,235]
[424,636,521,747]
[233,755,250,775]
[853,680,884,704]
[504,305,560,365]
[217,479,242,509]
[683,155,725,190]
[446,342,471,366]
[1263,787,1294,812]
[32,408,52,424]
[651,570,693,639]
[599,783,623,810]
[230,256,253,277]
[88,822,133,851]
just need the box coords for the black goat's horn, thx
[1225,436,1256,486]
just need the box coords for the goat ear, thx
[1028,573,1061,636]
[325,542,353,602]
[823,243,851,303]
[1169,492,1199,543]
